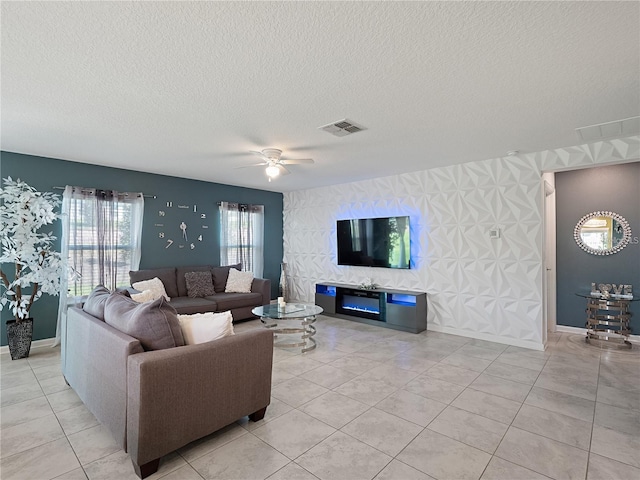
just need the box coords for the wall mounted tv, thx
[337,216,410,269]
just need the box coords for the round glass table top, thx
[252,303,323,320]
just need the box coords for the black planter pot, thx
[6,318,34,360]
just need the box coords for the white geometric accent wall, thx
[283,136,639,350]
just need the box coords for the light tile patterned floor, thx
[1,317,639,480]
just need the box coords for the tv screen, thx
[337,216,410,269]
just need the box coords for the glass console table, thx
[252,303,323,353]
[576,291,637,348]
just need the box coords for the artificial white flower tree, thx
[0,177,63,321]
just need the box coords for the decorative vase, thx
[279,262,288,302]
[6,318,34,360]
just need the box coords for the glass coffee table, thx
[252,303,322,352]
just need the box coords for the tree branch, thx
[15,263,22,307]
[0,269,9,289]
[26,283,39,316]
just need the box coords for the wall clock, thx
[156,202,208,250]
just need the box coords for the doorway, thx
[542,172,557,342]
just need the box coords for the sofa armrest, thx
[63,307,143,451]
[126,328,273,468]
[251,277,271,305]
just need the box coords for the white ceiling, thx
[2,1,639,193]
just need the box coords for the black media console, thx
[315,283,427,333]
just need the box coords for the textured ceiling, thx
[2,1,639,192]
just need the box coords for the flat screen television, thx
[337,216,410,269]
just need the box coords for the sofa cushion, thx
[104,292,184,351]
[130,290,157,303]
[176,265,213,297]
[130,268,178,298]
[225,268,254,293]
[168,296,218,315]
[178,311,235,345]
[184,271,215,298]
[131,277,170,302]
[212,263,242,293]
[205,292,263,311]
[83,285,111,320]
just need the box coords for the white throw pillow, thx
[132,277,170,301]
[225,268,254,293]
[130,289,156,303]
[178,311,235,345]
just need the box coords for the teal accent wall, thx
[0,151,283,345]
[555,162,640,332]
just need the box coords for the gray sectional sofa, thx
[129,264,271,320]
[61,287,274,478]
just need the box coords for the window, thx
[64,192,144,295]
[219,202,264,278]
[55,186,144,345]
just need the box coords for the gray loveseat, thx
[61,290,274,478]
[129,264,271,320]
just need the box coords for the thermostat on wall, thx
[489,228,501,239]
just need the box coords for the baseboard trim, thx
[555,325,640,345]
[554,325,589,335]
[0,337,56,355]
[427,324,545,351]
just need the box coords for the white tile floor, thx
[1,316,639,480]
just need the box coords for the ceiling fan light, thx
[265,165,280,178]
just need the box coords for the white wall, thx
[283,136,639,350]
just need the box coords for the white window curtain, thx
[219,201,264,278]
[54,186,144,345]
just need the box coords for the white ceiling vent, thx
[319,119,367,137]
[575,116,640,142]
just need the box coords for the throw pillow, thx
[104,293,184,351]
[83,285,111,320]
[131,277,170,301]
[185,271,215,298]
[130,268,178,298]
[212,263,242,293]
[225,268,254,293]
[178,311,235,345]
[130,289,156,303]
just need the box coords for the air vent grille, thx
[575,116,639,142]
[319,119,367,137]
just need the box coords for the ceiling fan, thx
[237,148,314,181]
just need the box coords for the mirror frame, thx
[573,211,632,256]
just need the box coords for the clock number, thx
[159,210,165,216]
[190,243,195,250]
[165,239,174,249]
[198,235,203,241]
[193,205,197,213]
[166,201,173,207]
[200,213,206,219]
[159,232,165,238]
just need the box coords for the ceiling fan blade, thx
[249,150,269,160]
[235,162,266,169]
[277,165,291,175]
[280,158,314,165]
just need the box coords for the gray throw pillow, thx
[104,292,185,351]
[185,271,215,298]
[82,285,111,320]
[212,263,242,293]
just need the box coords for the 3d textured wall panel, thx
[284,136,639,349]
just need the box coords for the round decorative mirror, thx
[574,211,632,255]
